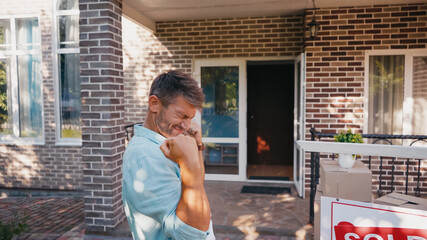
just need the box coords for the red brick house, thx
[0,0,425,233]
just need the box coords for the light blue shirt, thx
[122,125,209,240]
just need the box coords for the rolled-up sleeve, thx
[123,153,209,240]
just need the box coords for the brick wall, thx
[304,3,427,194]
[123,15,304,124]
[0,0,82,190]
[79,0,126,232]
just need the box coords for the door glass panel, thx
[201,66,239,138]
[203,143,238,175]
[201,66,240,175]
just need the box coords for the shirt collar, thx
[134,124,165,145]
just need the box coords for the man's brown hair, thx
[149,70,205,109]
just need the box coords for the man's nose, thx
[181,119,191,131]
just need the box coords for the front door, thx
[246,61,294,181]
[293,53,306,198]
[194,59,247,181]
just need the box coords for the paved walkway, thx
[0,181,312,240]
[0,196,84,240]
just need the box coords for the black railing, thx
[125,122,143,141]
[309,127,427,224]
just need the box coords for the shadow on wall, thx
[122,16,180,126]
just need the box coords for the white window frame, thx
[0,14,45,145]
[52,0,81,146]
[364,49,427,137]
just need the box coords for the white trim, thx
[363,49,427,136]
[55,10,80,16]
[293,53,306,198]
[194,59,247,181]
[203,137,239,143]
[56,48,80,54]
[0,15,45,145]
[297,141,427,159]
[52,0,81,146]
[122,2,156,33]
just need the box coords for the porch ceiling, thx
[123,0,422,23]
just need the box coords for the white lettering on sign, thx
[345,233,360,240]
[407,237,426,240]
[342,233,426,240]
[364,234,383,240]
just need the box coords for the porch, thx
[0,181,311,240]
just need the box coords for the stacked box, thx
[320,160,372,202]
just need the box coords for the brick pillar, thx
[79,0,126,233]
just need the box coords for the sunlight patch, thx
[133,180,145,193]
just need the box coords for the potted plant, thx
[334,129,364,168]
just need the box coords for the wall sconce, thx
[308,0,320,40]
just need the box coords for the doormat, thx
[240,186,291,195]
[248,176,290,181]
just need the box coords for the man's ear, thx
[148,95,161,113]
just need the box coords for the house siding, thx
[0,0,83,190]
[304,3,427,194]
[123,15,304,124]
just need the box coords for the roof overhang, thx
[122,0,424,33]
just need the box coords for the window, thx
[0,16,43,143]
[365,50,427,139]
[53,0,81,144]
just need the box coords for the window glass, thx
[17,55,42,138]
[16,18,40,50]
[57,15,79,48]
[57,0,78,10]
[0,59,12,135]
[368,55,404,135]
[0,19,11,50]
[201,66,239,138]
[412,56,427,135]
[55,0,81,140]
[59,53,81,138]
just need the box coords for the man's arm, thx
[160,134,211,231]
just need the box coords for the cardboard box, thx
[314,187,322,240]
[320,160,372,202]
[374,192,427,210]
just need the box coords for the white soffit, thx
[123,0,423,23]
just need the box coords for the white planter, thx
[338,153,355,168]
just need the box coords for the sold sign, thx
[334,222,427,240]
[320,197,427,240]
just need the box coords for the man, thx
[122,70,214,240]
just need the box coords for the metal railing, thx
[125,122,143,141]
[307,127,427,224]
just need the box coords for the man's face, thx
[154,95,197,138]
